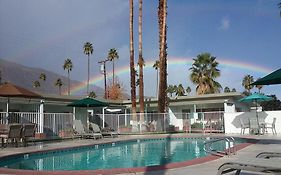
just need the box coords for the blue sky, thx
[0,0,281,98]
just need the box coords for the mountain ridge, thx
[0,58,104,96]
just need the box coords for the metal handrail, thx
[203,137,236,157]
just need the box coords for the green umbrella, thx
[67,97,108,107]
[239,93,272,129]
[252,68,281,85]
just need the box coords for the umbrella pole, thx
[255,99,260,134]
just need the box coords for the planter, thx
[119,127,132,133]
[35,133,46,139]
[59,131,74,138]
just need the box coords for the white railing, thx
[0,112,74,137]
[91,112,224,134]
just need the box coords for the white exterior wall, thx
[224,111,281,134]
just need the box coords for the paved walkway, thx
[0,134,281,175]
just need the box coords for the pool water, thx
[0,138,241,171]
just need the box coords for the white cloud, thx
[218,17,230,31]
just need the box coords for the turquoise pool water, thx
[0,138,241,171]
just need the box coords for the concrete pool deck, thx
[0,133,280,175]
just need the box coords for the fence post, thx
[39,100,44,133]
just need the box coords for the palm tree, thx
[186,86,191,95]
[224,86,231,93]
[190,53,222,95]
[83,42,93,94]
[39,73,46,93]
[242,75,254,93]
[158,0,168,113]
[166,85,176,97]
[153,60,160,97]
[107,48,119,86]
[54,78,63,95]
[33,80,40,88]
[231,88,236,92]
[176,84,185,96]
[129,0,137,115]
[63,58,73,95]
[0,69,2,84]
[255,78,263,93]
[138,0,145,114]
[279,2,281,16]
[89,91,96,98]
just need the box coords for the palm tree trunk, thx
[138,0,144,114]
[113,59,115,86]
[156,69,159,98]
[104,63,107,99]
[158,0,168,113]
[87,54,90,94]
[130,0,137,117]
[68,70,70,95]
[59,86,61,95]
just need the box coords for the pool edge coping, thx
[0,135,256,175]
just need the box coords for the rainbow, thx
[68,57,273,94]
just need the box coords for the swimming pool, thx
[0,137,245,171]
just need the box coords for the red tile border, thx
[0,138,254,175]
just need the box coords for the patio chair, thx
[21,123,36,146]
[249,118,261,134]
[239,118,250,134]
[217,158,281,175]
[90,122,118,138]
[0,124,22,148]
[262,118,277,135]
[73,120,102,140]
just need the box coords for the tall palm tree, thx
[89,91,96,98]
[107,48,119,86]
[153,60,160,97]
[0,69,2,84]
[186,86,191,95]
[63,58,73,95]
[224,86,231,93]
[166,85,176,97]
[138,0,145,114]
[158,0,168,113]
[33,80,41,88]
[279,2,281,16]
[129,0,137,115]
[176,84,185,96]
[39,73,46,93]
[190,53,222,95]
[54,78,63,95]
[83,42,93,94]
[242,75,254,93]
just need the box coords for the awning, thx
[252,68,281,85]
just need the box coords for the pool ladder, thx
[203,137,236,157]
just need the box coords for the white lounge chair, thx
[217,158,281,175]
[256,151,281,159]
[73,120,102,139]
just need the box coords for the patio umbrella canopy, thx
[252,68,281,85]
[239,93,272,129]
[67,97,109,107]
[0,82,41,98]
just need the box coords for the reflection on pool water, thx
[0,138,243,171]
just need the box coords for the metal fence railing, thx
[90,112,224,134]
[0,111,224,138]
[0,112,73,137]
